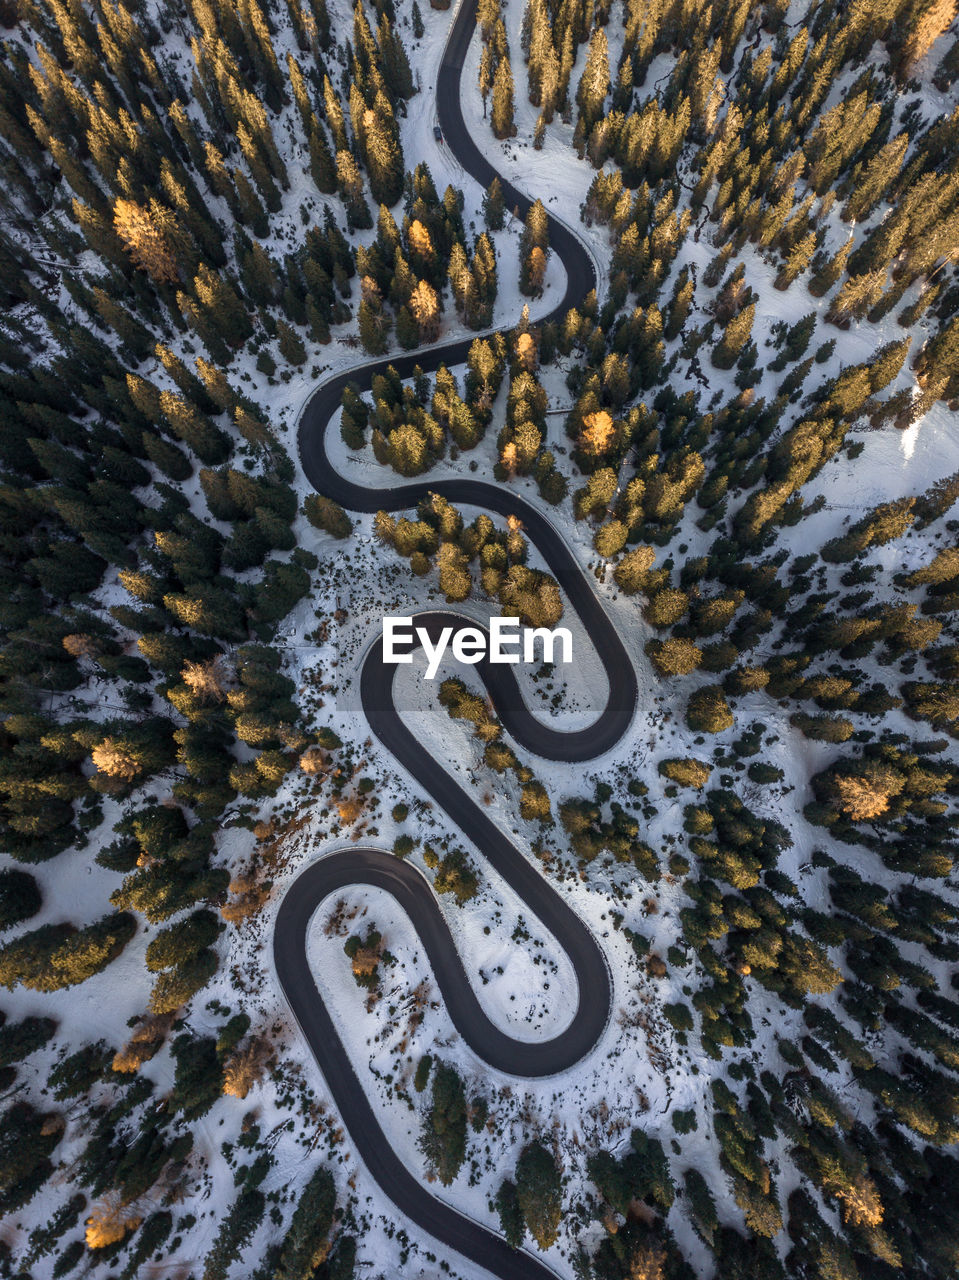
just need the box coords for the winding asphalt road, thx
[275,3,637,1276]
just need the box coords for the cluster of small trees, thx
[273,1165,354,1280]
[588,1130,680,1275]
[375,490,564,626]
[0,1011,57,1084]
[356,167,496,351]
[0,1100,65,1220]
[806,741,956,877]
[494,317,566,503]
[0,912,136,994]
[559,779,658,877]
[341,336,505,469]
[521,0,589,142]
[344,924,391,990]
[439,676,551,820]
[0,992,324,1275]
[477,0,517,138]
[423,841,479,903]
[589,178,692,309]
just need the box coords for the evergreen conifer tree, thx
[491,57,516,139]
[515,1141,562,1250]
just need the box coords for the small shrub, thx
[671,1108,697,1133]
[658,757,713,789]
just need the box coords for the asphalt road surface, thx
[276,2,637,1274]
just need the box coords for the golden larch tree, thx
[580,409,616,456]
[410,279,440,341]
[181,655,233,702]
[628,1241,666,1280]
[515,330,537,370]
[86,1195,142,1249]
[527,245,547,293]
[834,1171,884,1228]
[113,198,178,282]
[223,1036,269,1099]
[407,218,434,261]
[91,738,140,782]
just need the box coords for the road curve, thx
[275,3,636,1276]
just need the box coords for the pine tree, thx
[712,302,755,369]
[336,150,372,229]
[419,1062,467,1184]
[276,319,307,366]
[240,241,280,307]
[179,265,253,355]
[515,1141,562,1250]
[202,1187,265,1280]
[901,0,956,76]
[142,431,193,480]
[145,910,220,973]
[361,96,405,207]
[306,296,331,344]
[809,234,853,297]
[113,199,181,283]
[915,316,959,400]
[231,165,270,238]
[479,43,495,116]
[276,1167,336,1280]
[0,868,42,931]
[825,269,886,325]
[160,390,230,464]
[358,278,390,353]
[0,1101,60,1207]
[576,27,610,133]
[842,133,909,222]
[519,199,549,295]
[436,542,471,601]
[392,303,416,348]
[496,1180,524,1247]
[478,0,501,38]
[491,56,516,139]
[483,176,506,230]
[409,278,440,341]
[308,122,337,194]
[0,1014,57,1068]
[378,14,414,99]
[304,494,353,538]
[91,287,153,360]
[774,231,816,289]
[149,950,219,1014]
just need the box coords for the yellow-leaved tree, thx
[113,198,179,282]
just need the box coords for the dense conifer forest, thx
[1,0,959,1275]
